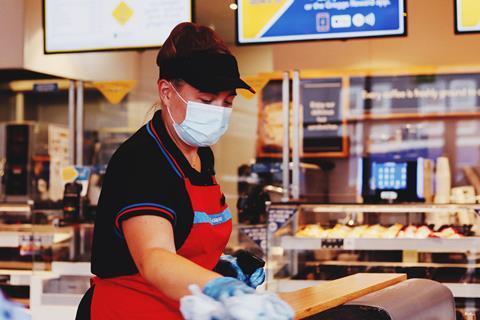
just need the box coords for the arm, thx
[123,215,221,300]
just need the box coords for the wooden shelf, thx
[278,273,406,319]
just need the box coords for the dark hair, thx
[157,22,231,65]
[150,23,230,115]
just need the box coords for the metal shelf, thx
[305,261,480,269]
[280,236,480,252]
[444,283,480,298]
[0,232,72,248]
[297,204,480,213]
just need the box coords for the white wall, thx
[0,0,24,69]
[126,49,159,128]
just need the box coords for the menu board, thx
[455,0,480,33]
[256,70,480,160]
[349,73,480,116]
[237,0,406,44]
[44,0,192,53]
[302,78,347,156]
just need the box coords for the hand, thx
[219,255,266,288]
[203,277,255,301]
[248,267,266,289]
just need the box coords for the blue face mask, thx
[166,84,232,147]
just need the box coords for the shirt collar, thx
[151,110,214,179]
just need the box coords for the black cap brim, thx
[183,75,256,94]
[159,52,256,95]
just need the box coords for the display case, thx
[28,216,93,320]
[0,203,93,318]
[266,203,480,319]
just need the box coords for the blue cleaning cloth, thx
[180,285,295,320]
[203,277,255,301]
[247,268,266,288]
[219,255,266,288]
[222,291,294,320]
[0,292,29,320]
[180,285,228,320]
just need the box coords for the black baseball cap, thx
[157,51,255,94]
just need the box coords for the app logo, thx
[316,12,330,32]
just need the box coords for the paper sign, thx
[75,166,92,197]
[268,208,297,233]
[240,226,267,251]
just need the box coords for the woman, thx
[75,22,281,319]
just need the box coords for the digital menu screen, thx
[455,0,480,33]
[237,0,406,44]
[44,0,192,53]
[370,162,408,191]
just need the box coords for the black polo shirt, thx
[91,110,215,278]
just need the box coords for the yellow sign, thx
[112,1,134,26]
[238,75,270,100]
[93,80,137,104]
[61,166,78,184]
[240,0,289,40]
[457,0,480,31]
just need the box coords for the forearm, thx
[139,247,221,300]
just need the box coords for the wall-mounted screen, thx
[455,0,480,33]
[44,0,192,53]
[370,162,407,191]
[237,0,406,44]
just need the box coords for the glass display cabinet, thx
[266,202,480,318]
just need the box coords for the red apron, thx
[90,121,232,319]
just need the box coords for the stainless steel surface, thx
[291,70,300,200]
[68,81,75,166]
[344,279,456,320]
[273,203,480,213]
[41,275,90,306]
[282,71,290,202]
[75,81,84,166]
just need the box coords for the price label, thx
[240,226,267,251]
[268,208,297,233]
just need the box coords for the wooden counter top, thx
[278,273,407,319]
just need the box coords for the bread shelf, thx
[280,236,480,252]
[305,260,480,269]
[293,203,480,213]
